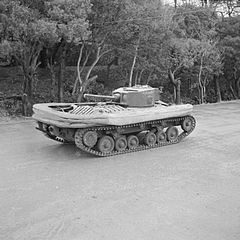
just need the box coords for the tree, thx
[72,0,126,101]
[167,38,198,104]
[0,0,58,115]
[217,15,240,99]
[169,5,222,103]
[190,38,222,103]
[118,0,165,87]
[47,0,91,102]
[210,0,240,17]
[97,0,168,89]
[0,0,91,114]
[120,4,189,103]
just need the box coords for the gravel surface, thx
[0,101,240,240]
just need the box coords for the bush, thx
[2,99,22,115]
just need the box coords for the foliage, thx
[210,0,240,17]
[0,0,58,115]
[0,40,11,65]
[47,0,90,44]
[1,0,240,117]
[216,15,240,98]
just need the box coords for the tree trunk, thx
[22,71,35,116]
[173,86,176,103]
[129,41,139,87]
[146,69,153,85]
[200,86,204,104]
[168,69,181,105]
[47,62,57,101]
[214,75,222,102]
[58,44,67,102]
[176,80,181,105]
[134,71,139,86]
[198,54,205,104]
[229,84,237,99]
[77,75,98,102]
[76,46,111,102]
[198,76,204,104]
[23,75,33,98]
[174,0,177,8]
[18,43,42,116]
[77,81,88,102]
[22,68,35,116]
[73,44,85,96]
[22,93,32,116]
[46,40,64,101]
[235,78,240,98]
[137,69,144,85]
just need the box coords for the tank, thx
[32,85,196,157]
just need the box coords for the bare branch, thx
[77,43,85,85]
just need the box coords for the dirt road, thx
[1,101,240,240]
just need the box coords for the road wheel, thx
[166,126,178,141]
[115,136,127,152]
[156,131,166,143]
[83,130,98,147]
[181,117,194,132]
[97,135,114,154]
[75,129,84,148]
[144,132,156,146]
[127,135,139,150]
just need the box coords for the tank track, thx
[74,115,196,157]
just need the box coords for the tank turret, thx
[84,85,161,107]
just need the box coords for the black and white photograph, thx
[0,0,240,239]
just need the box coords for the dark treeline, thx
[0,0,240,115]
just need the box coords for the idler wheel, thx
[166,126,179,141]
[115,136,127,152]
[127,135,139,150]
[83,130,98,147]
[156,131,167,143]
[97,135,114,154]
[144,132,157,146]
[181,117,194,132]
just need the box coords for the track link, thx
[74,115,196,157]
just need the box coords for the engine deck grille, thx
[69,104,126,115]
